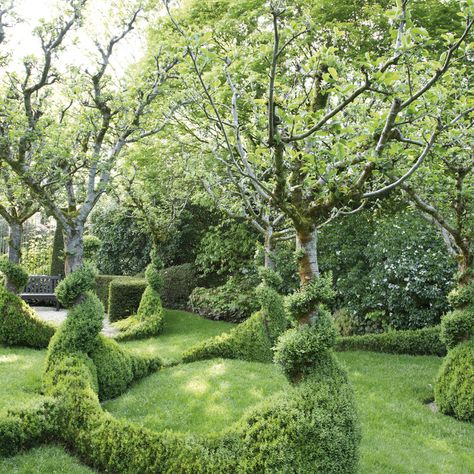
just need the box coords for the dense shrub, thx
[335,326,446,356]
[160,263,198,308]
[83,235,102,262]
[189,275,259,323]
[108,277,146,321]
[0,255,29,293]
[319,208,455,333]
[44,267,160,402]
[435,338,474,422]
[50,222,65,277]
[184,270,288,363]
[0,286,55,349]
[436,280,474,421]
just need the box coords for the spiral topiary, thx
[113,248,165,341]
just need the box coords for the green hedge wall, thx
[108,278,146,322]
[95,275,122,308]
[335,326,446,356]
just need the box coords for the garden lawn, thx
[0,446,95,473]
[338,351,474,474]
[0,345,45,416]
[104,358,287,434]
[120,309,234,364]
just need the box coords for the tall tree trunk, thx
[6,221,23,293]
[458,246,473,286]
[296,226,319,285]
[7,221,22,265]
[263,227,275,269]
[63,223,84,275]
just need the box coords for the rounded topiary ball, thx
[435,338,474,422]
[274,308,337,381]
[448,282,474,309]
[440,308,474,350]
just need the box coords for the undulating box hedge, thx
[183,271,288,363]
[108,277,146,321]
[3,266,360,473]
[160,263,198,309]
[335,326,446,356]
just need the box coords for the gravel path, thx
[34,306,118,337]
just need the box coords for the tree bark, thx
[7,221,22,265]
[296,226,319,285]
[63,224,85,274]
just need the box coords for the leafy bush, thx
[189,275,259,323]
[319,208,455,333]
[333,307,356,336]
[183,270,288,363]
[108,277,146,321]
[83,235,102,262]
[274,309,338,381]
[160,263,198,308]
[0,256,29,293]
[0,286,55,349]
[55,263,98,308]
[435,338,474,422]
[335,326,446,356]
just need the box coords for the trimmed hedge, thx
[95,275,121,308]
[435,337,474,422]
[160,263,198,308]
[183,270,288,363]
[113,286,164,342]
[4,266,360,473]
[108,277,146,322]
[0,259,55,349]
[436,281,474,421]
[335,326,446,356]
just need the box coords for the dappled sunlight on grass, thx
[103,358,288,435]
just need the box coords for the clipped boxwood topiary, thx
[183,268,288,363]
[0,255,29,293]
[55,263,98,308]
[435,338,474,422]
[0,258,55,349]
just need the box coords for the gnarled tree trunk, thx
[7,221,22,265]
[263,227,275,270]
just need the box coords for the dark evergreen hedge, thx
[335,326,446,356]
[108,278,146,321]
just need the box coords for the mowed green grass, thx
[0,445,95,473]
[104,358,288,434]
[2,310,474,473]
[0,345,45,416]
[338,351,474,474]
[120,309,235,364]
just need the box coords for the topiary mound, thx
[113,251,165,341]
[435,279,474,422]
[43,264,160,401]
[0,257,55,348]
[183,268,289,363]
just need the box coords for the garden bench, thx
[20,275,62,310]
